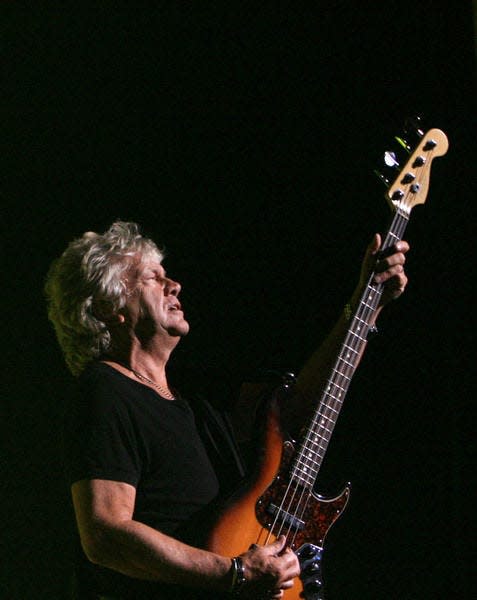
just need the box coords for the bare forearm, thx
[297,293,381,394]
[283,293,382,433]
[73,479,300,596]
[84,518,232,591]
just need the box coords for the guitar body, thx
[207,125,447,599]
[207,397,350,600]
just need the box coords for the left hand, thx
[359,233,410,306]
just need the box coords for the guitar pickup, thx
[266,503,305,531]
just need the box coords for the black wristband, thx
[229,556,246,596]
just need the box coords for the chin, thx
[170,322,190,337]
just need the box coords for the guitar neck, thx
[291,208,410,490]
[289,126,448,492]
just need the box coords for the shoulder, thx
[79,361,138,400]
[72,361,144,423]
[80,360,124,389]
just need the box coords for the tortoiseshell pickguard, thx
[255,441,350,550]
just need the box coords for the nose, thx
[164,277,181,296]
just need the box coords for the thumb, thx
[268,535,288,554]
[368,233,381,256]
[359,233,382,286]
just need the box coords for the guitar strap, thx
[190,369,291,498]
[191,394,247,498]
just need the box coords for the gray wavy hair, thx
[44,221,164,376]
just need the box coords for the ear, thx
[92,298,127,325]
[107,310,127,325]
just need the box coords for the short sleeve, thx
[64,366,142,487]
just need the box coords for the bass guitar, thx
[207,120,448,599]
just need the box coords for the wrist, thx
[229,555,246,596]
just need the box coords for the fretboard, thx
[291,207,410,490]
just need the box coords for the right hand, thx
[239,535,300,599]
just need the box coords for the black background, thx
[3,4,475,599]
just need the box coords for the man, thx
[45,221,408,599]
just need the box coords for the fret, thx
[323,391,344,406]
[295,464,320,478]
[312,417,332,436]
[293,464,317,479]
[361,291,379,307]
[341,354,358,365]
[305,430,329,443]
[331,367,352,382]
[360,299,376,311]
[312,413,333,425]
[338,356,355,369]
[302,443,325,459]
[354,315,369,328]
[304,442,327,457]
[342,344,359,356]
[302,443,326,457]
[302,436,328,453]
[330,378,348,390]
[347,330,367,343]
[388,231,400,241]
[297,462,319,476]
[300,453,321,467]
[310,424,332,437]
[326,381,346,394]
[297,454,322,469]
[321,403,339,415]
[293,474,315,488]
[305,433,330,448]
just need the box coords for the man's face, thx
[123,258,190,340]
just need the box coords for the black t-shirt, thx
[65,361,230,599]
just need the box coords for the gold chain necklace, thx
[128,368,176,400]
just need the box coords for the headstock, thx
[375,118,449,214]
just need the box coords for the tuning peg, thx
[375,115,427,187]
[404,115,425,138]
[375,143,407,187]
[395,115,425,153]
[374,169,389,187]
[384,151,400,168]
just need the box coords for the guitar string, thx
[263,153,429,548]
[285,274,386,543]
[265,279,373,546]
[265,273,384,544]
[280,277,379,546]
[289,208,410,547]
[268,273,374,543]
[287,155,430,547]
[265,200,412,549]
[286,309,366,547]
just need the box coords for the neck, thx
[103,354,176,400]
[106,335,179,395]
[111,327,180,369]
